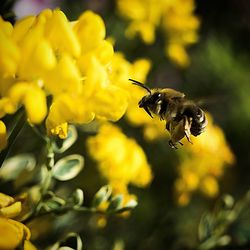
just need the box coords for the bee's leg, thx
[178,141,183,146]
[165,121,170,132]
[185,131,193,144]
[169,140,178,149]
[183,116,193,144]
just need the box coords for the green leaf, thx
[216,235,231,247]
[58,247,74,250]
[92,185,112,207]
[215,194,234,213]
[107,195,123,212]
[0,154,36,181]
[71,188,84,207]
[198,213,214,242]
[47,233,82,250]
[59,233,82,250]
[112,199,137,214]
[52,155,84,181]
[52,125,78,153]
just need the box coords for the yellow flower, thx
[87,123,152,187]
[175,113,235,205]
[0,193,36,250]
[126,21,156,44]
[200,176,219,198]
[116,0,199,67]
[0,9,151,139]
[166,43,190,68]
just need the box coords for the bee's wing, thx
[192,95,228,110]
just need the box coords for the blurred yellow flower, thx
[87,123,152,216]
[116,0,199,67]
[0,192,36,250]
[175,113,235,205]
[87,123,152,187]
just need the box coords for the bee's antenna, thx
[129,79,151,94]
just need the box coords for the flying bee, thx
[129,79,207,149]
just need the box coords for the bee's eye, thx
[157,95,162,104]
[151,92,162,103]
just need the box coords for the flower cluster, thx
[175,113,235,206]
[87,123,152,202]
[0,9,151,143]
[0,192,36,250]
[116,0,200,67]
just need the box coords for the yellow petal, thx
[93,86,128,121]
[125,21,155,44]
[12,16,35,43]
[0,121,7,150]
[0,97,17,118]
[24,86,47,124]
[0,217,30,249]
[44,53,82,95]
[24,240,37,250]
[16,17,45,78]
[81,56,108,98]
[74,10,105,52]
[0,201,22,218]
[0,193,14,208]
[0,27,20,75]
[45,9,81,57]
[0,17,13,36]
[93,40,114,66]
[130,59,151,83]
[8,82,28,104]
[33,39,56,71]
[166,43,190,67]
[8,82,47,124]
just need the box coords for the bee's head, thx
[129,79,164,118]
[138,92,164,117]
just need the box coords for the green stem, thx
[23,139,55,223]
[30,125,49,143]
[23,205,104,224]
[0,109,26,168]
[198,193,250,250]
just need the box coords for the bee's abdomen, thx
[182,105,207,136]
[190,108,207,136]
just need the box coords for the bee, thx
[129,79,207,149]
